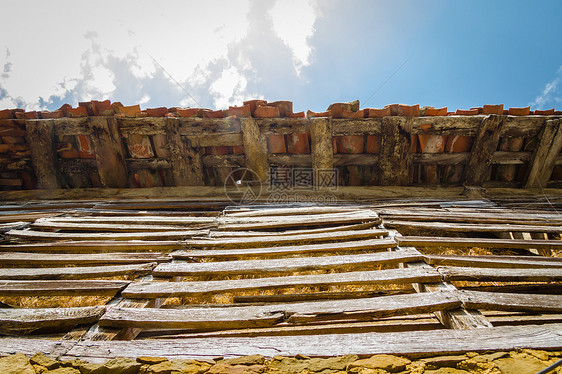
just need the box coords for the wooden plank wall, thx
[2,114,562,189]
[0,198,562,359]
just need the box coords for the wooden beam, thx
[379,117,412,185]
[26,119,60,189]
[166,117,204,186]
[240,118,269,181]
[310,118,334,188]
[464,115,504,186]
[525,119,562,188]
[89,116,128,188]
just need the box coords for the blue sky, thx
[1,0,561,113]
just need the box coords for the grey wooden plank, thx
[224,206,360,217]
[217,210,380,230]
[397,236,562,250]
[5,229,206,241]
[438,266,562,282]
[40,216,217,225]
[30,221,203,233]
[0,306,105,335]
[122,267,441,298]
[154,250,422,277]
[525,119,562,188]
[89,116,129,188]
[385,220,562,234]
[186,229,389,248]
[26,120,60,189]
[0,338,75,357]
[426,254,562,269]
[458,290,562,313]
[174,238,397,260]
[464,115,504,185]
[0,241,183,253]
[379,210,562,225]
[240,118,269,181]
[0,252,170,266]
[0,280,130,296]
[0,263,156,280]
[61,323,562,359]
[100,291,460,329]
[209,222,379,238]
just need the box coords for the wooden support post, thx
[89,117,128,188]
[524,119,562,188]
[379,117,412,185]
[310,118,334,187]
[464,115,504,186]
[240,118,269,181]
[26,120,60,189]
[166,118,204,186]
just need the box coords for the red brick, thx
[207,146,229,155]
[470,107,484,114]
[424,107,447,116]
[231,145,245,154]
[125,134,155,158]
[366,135,381,153]
[286,132,310,154]
[175,108,199,117]
[482,104,504,115]
[254,106,280,118]
[307,110,331,118]
[56,142,80,159]
[15,111,39,119]
[78,102,94,116]
[92,100,114,116]
[0,109,14,119]
[228,105,252,118]
[269,101,293,117]
[508,106,530,116]
[67,106,89,118]
[327,101,360,119]
[534,108,555,115]
[366,108,391,118]
[268,134,286,153]
[243,99,267,115]
[146,107,168,117]
[445,135,472,153]
[200,109,224,118]
[58,104,72,117]
[456,109,480,116]
[40,110,64,119]
[152,134,171,159]
[286,111,305,118]
[115,104,141,117]
[337,135,364,154]
[386,104,420,117]
[76,135,96,158]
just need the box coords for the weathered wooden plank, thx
[331,119,381,135]
[438,266,562,282]
[154,250,422,277]
[379,209,562,225]
[30,221,203,233]
[224,206,362,217]
[525,119,562,188]
[208,222,379,238]
[0,280,129,296]
[186,229,388,249]
[426,254,562,269]
[385,220,562,234]
[0,306,105,335]
[89,116,128,188]
[232,288,413,303]
[122,267,441,298]
[217,210,380,230]
[5,229,204,241]
[397,235,562,250]
[118,117,167,135]
[0,252,170,266]
[0,222,29,233]
[0,338,75,357]
[62,323,562,359]
[268,154,312,166]
[26,119,60,189]
[240,118,269,181]
[185,132,243,147]
[174,238,396,260]
[310,118,333,187]
[333,154,380,166]
[166,117,205,186]
[458,290,562,313]
[0,241,183,253]
[43,215,216,225]
[126,158,171,171]
[0,263,156,280]
[464,115,504,185]
[51,117,91,136]
[258,118,310,135]
[202,154,246,168]
[491,151,532,165]
[379,117,411,185]
[101,291,459,329]
[0,212,62,223]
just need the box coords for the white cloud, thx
[270,0,318,73]
[0,0,319,111]
[531,66,562,109]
